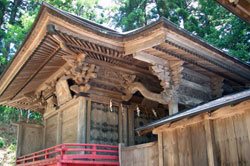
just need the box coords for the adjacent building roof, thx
[136,88,250,132]
[215,0,250,24]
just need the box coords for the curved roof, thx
[0,2,249,111]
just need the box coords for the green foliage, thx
[0,140,5,148]
[0,106,20,123]
[0,106,42,124]
[8,144,16,152]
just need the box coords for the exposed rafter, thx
[153,45,245,86]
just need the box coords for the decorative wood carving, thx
[120,74,136,101]
[145,61,183,104]
[121,61,184,105]
[24,92,47,113]
[46,95,57,110]
[151,61,184,103]
[62,53,98,94]
[133,51,184,104]
[55,79,72,105]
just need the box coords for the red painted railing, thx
[16,143,119,166]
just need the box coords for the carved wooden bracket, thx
[62,53,98,94]
[151,61,184,103]
[24,91,47,113]
[121,61,183,105]
[120,73,136,101]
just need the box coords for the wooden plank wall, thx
[121,142,159,166]
[45,114,57,148]
[162,122,208,166]
[20,124,43,156]
[155,100,250,166]
[62,103,78,143]
[44,98,80,148]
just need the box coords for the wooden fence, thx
[121,142,159,166]
[155,100,250,166]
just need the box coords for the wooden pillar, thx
[56,112,62,145]
[43,119,46,148]
[204,119,217,166]
[119,143,125,166]
[169,101,178,115]
[158,132,164,166]
[123,107,128,146]
[77,97,87,143]
[128,107,135,146]
[86,99,91,143]
[16,124,23,157]
[119,105,123,143]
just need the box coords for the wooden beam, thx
[180,79,211,94]
[124,30,166,55]
[204,120,217,166]
[134,51,167,65]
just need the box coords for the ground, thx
[0,122,17,166]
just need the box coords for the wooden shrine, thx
[0,2,249,166]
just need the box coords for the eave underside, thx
[215,0,250,24]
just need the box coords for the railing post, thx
[92,144,96,160]
[61,144,66,160]
[45,150,49,159]
[33,153,36,162]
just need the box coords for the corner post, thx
[16,124,23,157]
[56,111,62,145]
[77,96,87,143]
